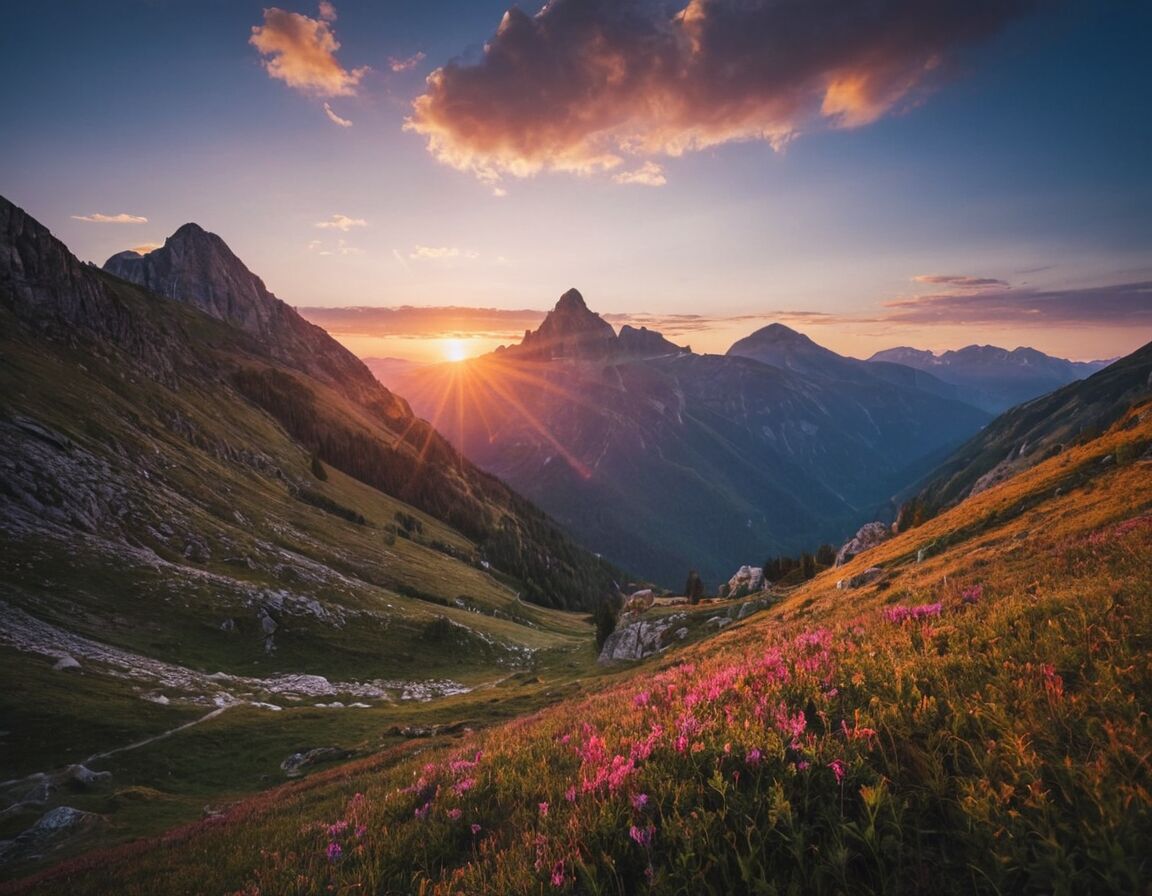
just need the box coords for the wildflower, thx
[633,691,650,708]
[471,823,482,835]
[414,801,431,820]
[327,820,349,836]
[565,786,577,802]
[631,792,649,810]
[551,860,566,887]
[326,841,342,862]
[746,748,762,767]
[828,759,846,784]
[961,584,983,604]
[629,824,654,847]
[538,802,549,816]
[354,824,366,839]
[447,808,462,821]
[452,777,476,795]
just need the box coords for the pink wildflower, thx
[746,748,762,767]
[551,860,566,887]
[471,823,482,835]
[447,808,462,821]
[633,691,650,708]
[631,792,649,810]
[326,841,342,862]
[539,802,549,816]
[565,786,577,802]
[414,801,431,820]
[828,759,846,784]
[629,824,654,847]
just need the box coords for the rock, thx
[835,522,892,566]
[219,618,236,632]
[674,627,689,640]
[280,747,352,777]
[597,618,674,663]
[737,601,759,620]
[706,616,732,629]
[724,565,765,597]
[835,567,885,590]
[183,538,211,563]
[63,765,111,790]
[52,655,81,672]
[623,589,655,613]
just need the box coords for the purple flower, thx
[326,841,342,862]
[471,823,482,835]
[746,748,762,767]
[629,824,654,848]
[551,860,566,887]
[828,759,846,784]
[631,792,649,810]
[447,808,462,821]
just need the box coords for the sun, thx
[441,338,469,363]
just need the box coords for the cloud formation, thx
[613,161,667,187]
[250,4,368,97]
[883,281,1152,326]
[71,212,148,224]
[315,213,367,231]
[323,102,353,127]
[389,52,426,73]
[407,0,1033,183]
[913,274,1009,289]
[409,246,480,261]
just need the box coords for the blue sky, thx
[2,1,1149,362]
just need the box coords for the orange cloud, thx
[613,161,667,187]
[314,213,366,231]
[71,212,147,224]
[408,0,1034,183]
[250,5,368,97]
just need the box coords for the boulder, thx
[724,565,765,598]
[280,747,352,777]
[52,655,81,672]
[598,618,673,663]
[835,567,885,590]
[623,589,655,613]
[835,522,892,566]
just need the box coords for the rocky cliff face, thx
[104,224,403,414]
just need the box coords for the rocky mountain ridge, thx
[389,291,992,586]
[868,344,1110,412]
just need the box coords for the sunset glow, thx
[3,2,1149,363]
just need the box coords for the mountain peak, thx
[511,288,617,361]
[170,221,210,240]
[555,287,588,313]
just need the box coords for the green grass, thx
[9,400,1150,895]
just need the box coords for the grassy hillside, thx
[11,398,1150,894]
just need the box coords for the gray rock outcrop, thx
[835,522,892,566]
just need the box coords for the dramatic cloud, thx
[389,52,426,73]
[883,281,1152,326]
[71,212,148,224]
[315,213,367,231]
[913,274,1009,289]
[613,161,667,187]
[250,4,368,97]
[323,102,353,127]
[408,0,1034,183]
[409,246,481,261]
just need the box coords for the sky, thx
[2,0,1150,364]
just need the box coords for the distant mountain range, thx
[386,290,992,586]
[868,345,1110,413]
[899,340,1152,525]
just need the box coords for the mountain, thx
[728,323,963,402]
[898,339,1152,526]
[389,294,991,586]
[868,344,1111,412]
